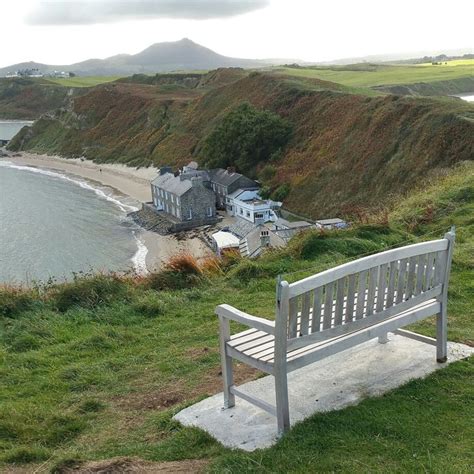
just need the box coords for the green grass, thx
[275,62,474,88]
[46,76,123,87]
[0,166,473,471]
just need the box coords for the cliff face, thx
[8,71,474,218]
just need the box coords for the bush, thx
[52,274,129,312]
[0,287,35,317]
[271,183,291,202]
[165,253,201,275]
[259,164,277,182]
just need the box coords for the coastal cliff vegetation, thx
[6,68,474,219]
[1,162,473,471]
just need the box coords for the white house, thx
[226,189,281,224]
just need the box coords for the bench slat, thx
[386,260,398,309]
[415,254,427,295]
[323,282,335,329]
[288,297,299,338]
[311,286,323,333]
[355,270,368,319]
[406,256,418,300]
[334,278,346,325]
[396,258,408,304]
[300,291,312,336]
[345,273,356,323]
[376,263,388,313]
[366,267,378,316]
[424,252,435,291]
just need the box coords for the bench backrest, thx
[276,229,455,351]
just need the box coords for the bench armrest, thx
[216,304,275,335]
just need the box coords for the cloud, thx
[26,0,270,25]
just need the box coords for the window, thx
[246,211,250,218]
[176,197,179,205]
[255,213,264,219]
[261,230,269,237]
[239,208,243,215]
[187,208,193,220]
[171,195,174,204]
[176,208,181,219]
[207,207,213,217]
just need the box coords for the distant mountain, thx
[0,39,276,77]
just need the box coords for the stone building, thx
[209,168,257,209]
[151,170,216,223]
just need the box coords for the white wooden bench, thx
[216,228,455,435]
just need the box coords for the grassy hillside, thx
[46,76,124,87]
[277,62,474,88]
[0,78,86,120]
[9,71,474,219]
[1,162,473,471]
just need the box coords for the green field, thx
[1,163,473,472]
[46,76,123,87]
[275,62,474,87]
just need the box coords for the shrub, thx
[200,256,223,276]
[271,183,291,202]
[52,274,129,312]
[165,253,201,275]
[0,286,35,317]
[259,164,277,182]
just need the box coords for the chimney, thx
[227,166,236,174]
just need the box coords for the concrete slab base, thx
[174,334,473,451]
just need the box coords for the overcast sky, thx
[1,0,473,67]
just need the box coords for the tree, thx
[201,102,292,177]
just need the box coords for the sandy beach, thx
[2,151,213,272]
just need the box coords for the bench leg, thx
[436,307,448,363]
[378,332,389,344]
[218,316,235,408]
[275,371,290,436]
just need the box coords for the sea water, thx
[0,160,148,284]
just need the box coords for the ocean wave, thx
[132,231,149,275]
[0,159,149,273]
[0,160,139,212]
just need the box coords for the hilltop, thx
[8,68,474,219]
[0,39,271,77]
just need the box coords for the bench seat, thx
[227,299,440,373]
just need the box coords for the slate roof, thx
[151,173,192,196]
[226,218,256,239]
[209,169,256,188]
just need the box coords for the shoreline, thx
[1,151,213,272]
